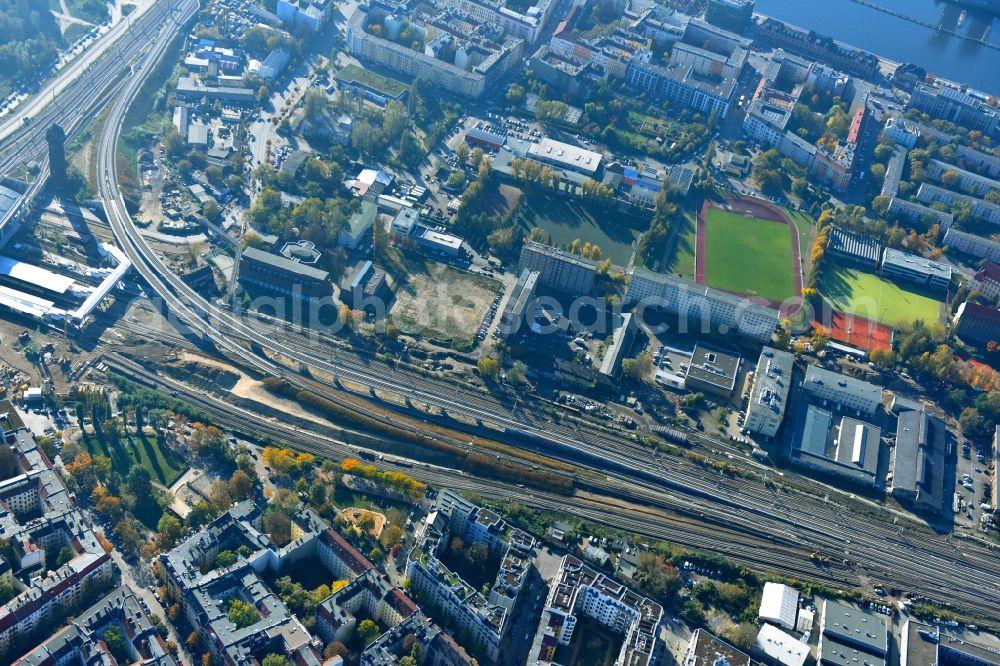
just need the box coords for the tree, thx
[477,356,499,380]
[261,656,290,666]
[156,515,183,549]
[203,200,221,223]
[126,467,153,503]
[215,550,238,569]
[102,626,128,663]
[209,480,233,512]
[229,470,253,500]
[811,327,830,353]
[455,142,470,164]
[0,446,18,480]
[186,631,201,649]
[264,510,292,546]
[621,359,639,380]
[324,642,349,659]
[357,619,381,645]
[56,546,75,567]
[227,598,261,629]
[506,83,525,106]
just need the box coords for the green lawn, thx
[335,64,409,98]
[517,192,650,265]
[702,208,797,302]
[82,430,185,488]
[663,208,697,278]
[821,265,944,326]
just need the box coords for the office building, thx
[754,17,880,78]
[953,301,1000,344]
[901,619,1000,666]
[531,555,663,666]
[684,343,742,397]
[704,0,755,33]
[518,241,597,296]
[683,629,749,666]
[879,248,952,291]
[917,183,1000,226]
[745,347,794,438]
[944,228,1000,263]
[818,600,888,666]
[627,268,779,342]
[239,247,331,299]
[908,82,1000,137]
[338,201,378,249]
[45,124,67,189]
[802,365,883,415]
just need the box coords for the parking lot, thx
[956,437,994,531]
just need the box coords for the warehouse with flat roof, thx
[792,405,883,487]
[819,600,887,666]
[827,227,883,269]
[527,138,603,177]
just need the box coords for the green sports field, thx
[820,265,944,326]
[702,208,798,302]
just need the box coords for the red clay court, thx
[820,311,894,352]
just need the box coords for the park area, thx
[515,191,650,266]
[820,264,943,328]
[696,201,801,304]
[389,255,502,349]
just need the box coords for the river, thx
[754,0,1000,93]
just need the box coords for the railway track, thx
[88,2,1000,620]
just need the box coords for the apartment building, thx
[926,159,1000,196]
[518,241,597,296]
[276,0,334,30]
[971,262,1000,302]
[884,117,921,149]
[917,183,1000,226]
[13,588,178,666]
[953,301,1000,344]
[745,346,795,438]
[531,555,663,665]
[908,81,1000,138]
[406,491,535,663]
[346,8,524,98]
[956,144,1000,179]
[0,429,115,660]
[944,228,1000,263]
[627,268,780,342]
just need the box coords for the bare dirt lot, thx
[390,259,502,349]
